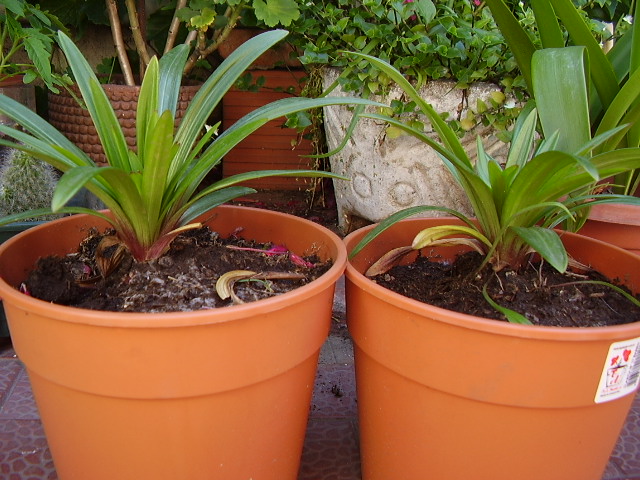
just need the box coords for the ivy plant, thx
[286,0,534,135]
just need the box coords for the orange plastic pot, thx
[579,203,640,255]
[344,217,640,480]
[0,205,346,480]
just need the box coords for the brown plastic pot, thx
[0,205,346,480]
[579,203,640,255]
[344,217,640,480]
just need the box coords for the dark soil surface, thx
[25,225,332,313]
[371,251,640,327]
[19,184,640,326]
[23,189,339,313]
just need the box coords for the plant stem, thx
[125,0,151,76]
[164,0,189,54]
[106,0,135,86]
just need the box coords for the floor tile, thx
[298,419,361,480]
[0,419,56,480]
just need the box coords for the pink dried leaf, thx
[290,253,315,268]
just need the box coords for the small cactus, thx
[0,147,61,221]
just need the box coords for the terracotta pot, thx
[0,75,36,127]
[0,205,346,480]
[579,203,640,255]
[222,69,316,190]
[0,221,45,337]
[344,217,640,480]
[48,83,201,166]
[218,28,302,69]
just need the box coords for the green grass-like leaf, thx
[0,30,380,261]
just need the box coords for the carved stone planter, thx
[323,68,510,232]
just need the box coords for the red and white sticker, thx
[595,337,640,404]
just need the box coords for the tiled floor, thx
[0,277,639,479]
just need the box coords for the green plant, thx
[484,0,640,194]
[0,0,68,91]
[43,0,303,85]
[286,0,535,134]
[349,50,640,289]
[0,29,375,261]
[0,148,61,221]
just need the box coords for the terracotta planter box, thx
[222,69,317,190]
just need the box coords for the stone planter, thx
[323,68,510,232]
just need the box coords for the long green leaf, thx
[511,226,567,271]
[171,96,380,206]
[0,93,89,164]
[157,44,190,116]
[141,111,177,238]
[549,0,619,111]
[484,0,537,90]
[482,284,533,324]
[349,206,477,259]
[596,67,640,147]
[346,52,470,165]
[172,30,291,177]
[531,0,564,48]
[533,47,591,154]
[178,186,257,225]
[56,31,130,170]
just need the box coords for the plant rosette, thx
[348,50,640,285]
[486,0,640,196]
[485,0,640,251]
[0,29,375,261]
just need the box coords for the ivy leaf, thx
[187,7,217,29]
[412,0,437,24]
[253,0,300,27]
[385,125,406,139]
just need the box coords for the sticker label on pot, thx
[595,337,640,403]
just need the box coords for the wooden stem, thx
[106,0,135,86]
